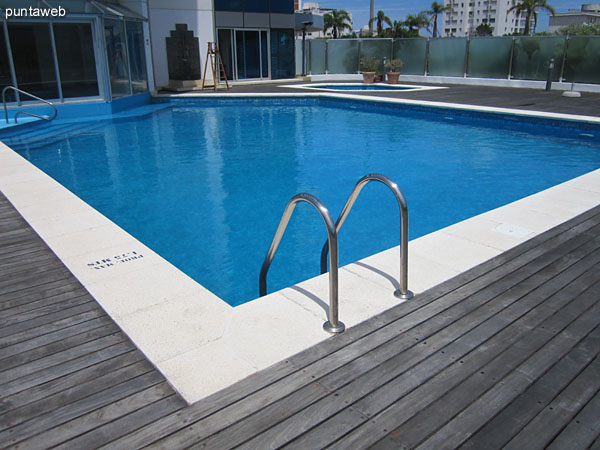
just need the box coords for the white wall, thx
[148,0,215,87]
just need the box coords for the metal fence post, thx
[325,39,329,74]
[507,36,515,80]
[425,37,431,76]
[464,37,470,78]
[559,35,568,82]
[357,38,362,73]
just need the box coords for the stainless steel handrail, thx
[320,173,413,300]
[3,86,57,124]
[259,193,345,334]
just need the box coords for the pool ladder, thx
[2,86,57,124]
[259,174,413,334]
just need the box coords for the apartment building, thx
[442,0,529,36]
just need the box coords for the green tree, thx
[404,12,431,37]
[507,0,555,35]
[391,20,411,37]
[475,23,493,36]
[428,1,452,38]
[556,23,600,35]
[323,9,352,39]
[368,10,393,36]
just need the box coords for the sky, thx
[311,0,585,34]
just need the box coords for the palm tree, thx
[323,9,352,39]
[507,0,555,35]
[404,12,430,37]
[369,10,393,36]
[428,1,452,38]
[391,20,410,38]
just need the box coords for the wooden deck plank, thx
[0,279,86,310]
[12,383,176,450]
[0,332,129,385]
[413,307,600,450]
[56,395,187,450]
[283,274,600,450]
[0,372,166,448]
[0,359,156,432]
[0,340,137,398]
[0,302,100,340]
[502,353,600,450]
[236,255,600,450]
[0,315,115,360]
[0,322,121,372]
[0,350,147,414]
[546,388,600,450]
[142,220,600,448]
[0,288,91,321]
[0,309,105,349]
[0,294,95,327]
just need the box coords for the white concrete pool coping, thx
[1,93,599,404]
[283,82,448,93]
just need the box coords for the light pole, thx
[301,21,312,76]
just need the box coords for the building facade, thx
[295,2,352,39]
[0,0,295,106]
[442,0,529,36]
[548,4,600,32]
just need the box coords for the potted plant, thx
[360,56,381,84]
[385,58,404,84]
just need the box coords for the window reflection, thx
[126,22,148,94]
[54,23,99,98]
[8,23,59,99]
[0,26,15,102]
[104,19,130,98]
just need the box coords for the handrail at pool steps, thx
[259,193,345,334]
[3,86,57,124]
[321,173,413,300]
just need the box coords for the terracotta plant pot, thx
[362,72,375,84]
[375,75,383,83]
[387,72,400,84]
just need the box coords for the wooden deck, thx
[1,188,599,449]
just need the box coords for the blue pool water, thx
[313,84,415,91]
[3,97,600,306]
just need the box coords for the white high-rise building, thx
[442,0,531,36]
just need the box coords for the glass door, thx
[217,28,269,80]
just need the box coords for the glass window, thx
[53,23,99,98]
[214,0,243,11]
[270,0,294,14]
[246,0,269,12]
[0,25,15,102]
[236,30,261,79]
[8,23,58,99]
[261,30,268,78]
[270,29,294,79]
[217,29,234,80]
[104,19,130,98]
[125,21,148,94]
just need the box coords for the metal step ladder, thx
[3,86,57,124]
[259,174,412,334]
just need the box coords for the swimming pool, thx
[3,97,600,306]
